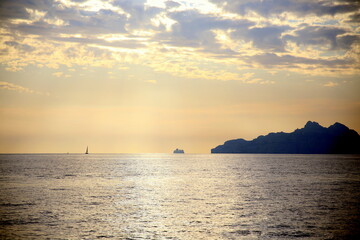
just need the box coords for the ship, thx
[85,146,89,154]
[173,148,184,154]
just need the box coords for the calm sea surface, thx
[1,154,359,239]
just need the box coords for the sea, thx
[0,154,359,239]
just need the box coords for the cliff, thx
[211,121,360,154]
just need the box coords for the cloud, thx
[336,34,360,50]
[231,25,292,52]
[8,8,128,36]
[323,81,339,87]
[112,0,163,30]
[0,0,33,20]
[156,9,253,51]
[210,0,359,17]
[0,0,144,38]
[52,72,63,77]
[51,36,146,49]
[0,81,49,95]
[4,41,35,52]
[145,80,157,84]
[0,0,359,78]
[52,72,71,78]
[165,1,181,9]
[347,12,360,23]
[283,25,352,50]
[249,53,354,68]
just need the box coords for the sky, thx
[0,0,359,153]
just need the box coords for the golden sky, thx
[0,0,359,153]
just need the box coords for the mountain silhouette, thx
[211,121,360,154]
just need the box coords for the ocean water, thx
[0,154,359,239]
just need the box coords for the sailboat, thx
[85,146,89,154]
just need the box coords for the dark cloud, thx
[157,10,253,50]
[210,0,360,17]
[4,41,35,52]
[0,0,358,72]
[347,12,360,23]
[0,0,154,52]
[283,25,358,50]
[337,34,360,50]
[0,0,65,20]
[166,1,180,9]
[112,0,163,29]
[249,53,353,68]
[0,1,128,36]
[51,37,146,49]
[162,10,290,52]
[232,25,292,52]
[1,0,162,37]
[66,9,128,34]
[64,46,113,59]
[9,14,126,37]
[157,8,358,57]
[1,0,46,14]
[0,0,52,22]
[0,0,33,20]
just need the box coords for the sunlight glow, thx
[0,0,359,153]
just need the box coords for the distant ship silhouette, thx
[173,148,184,154]
[85,146,88,154]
